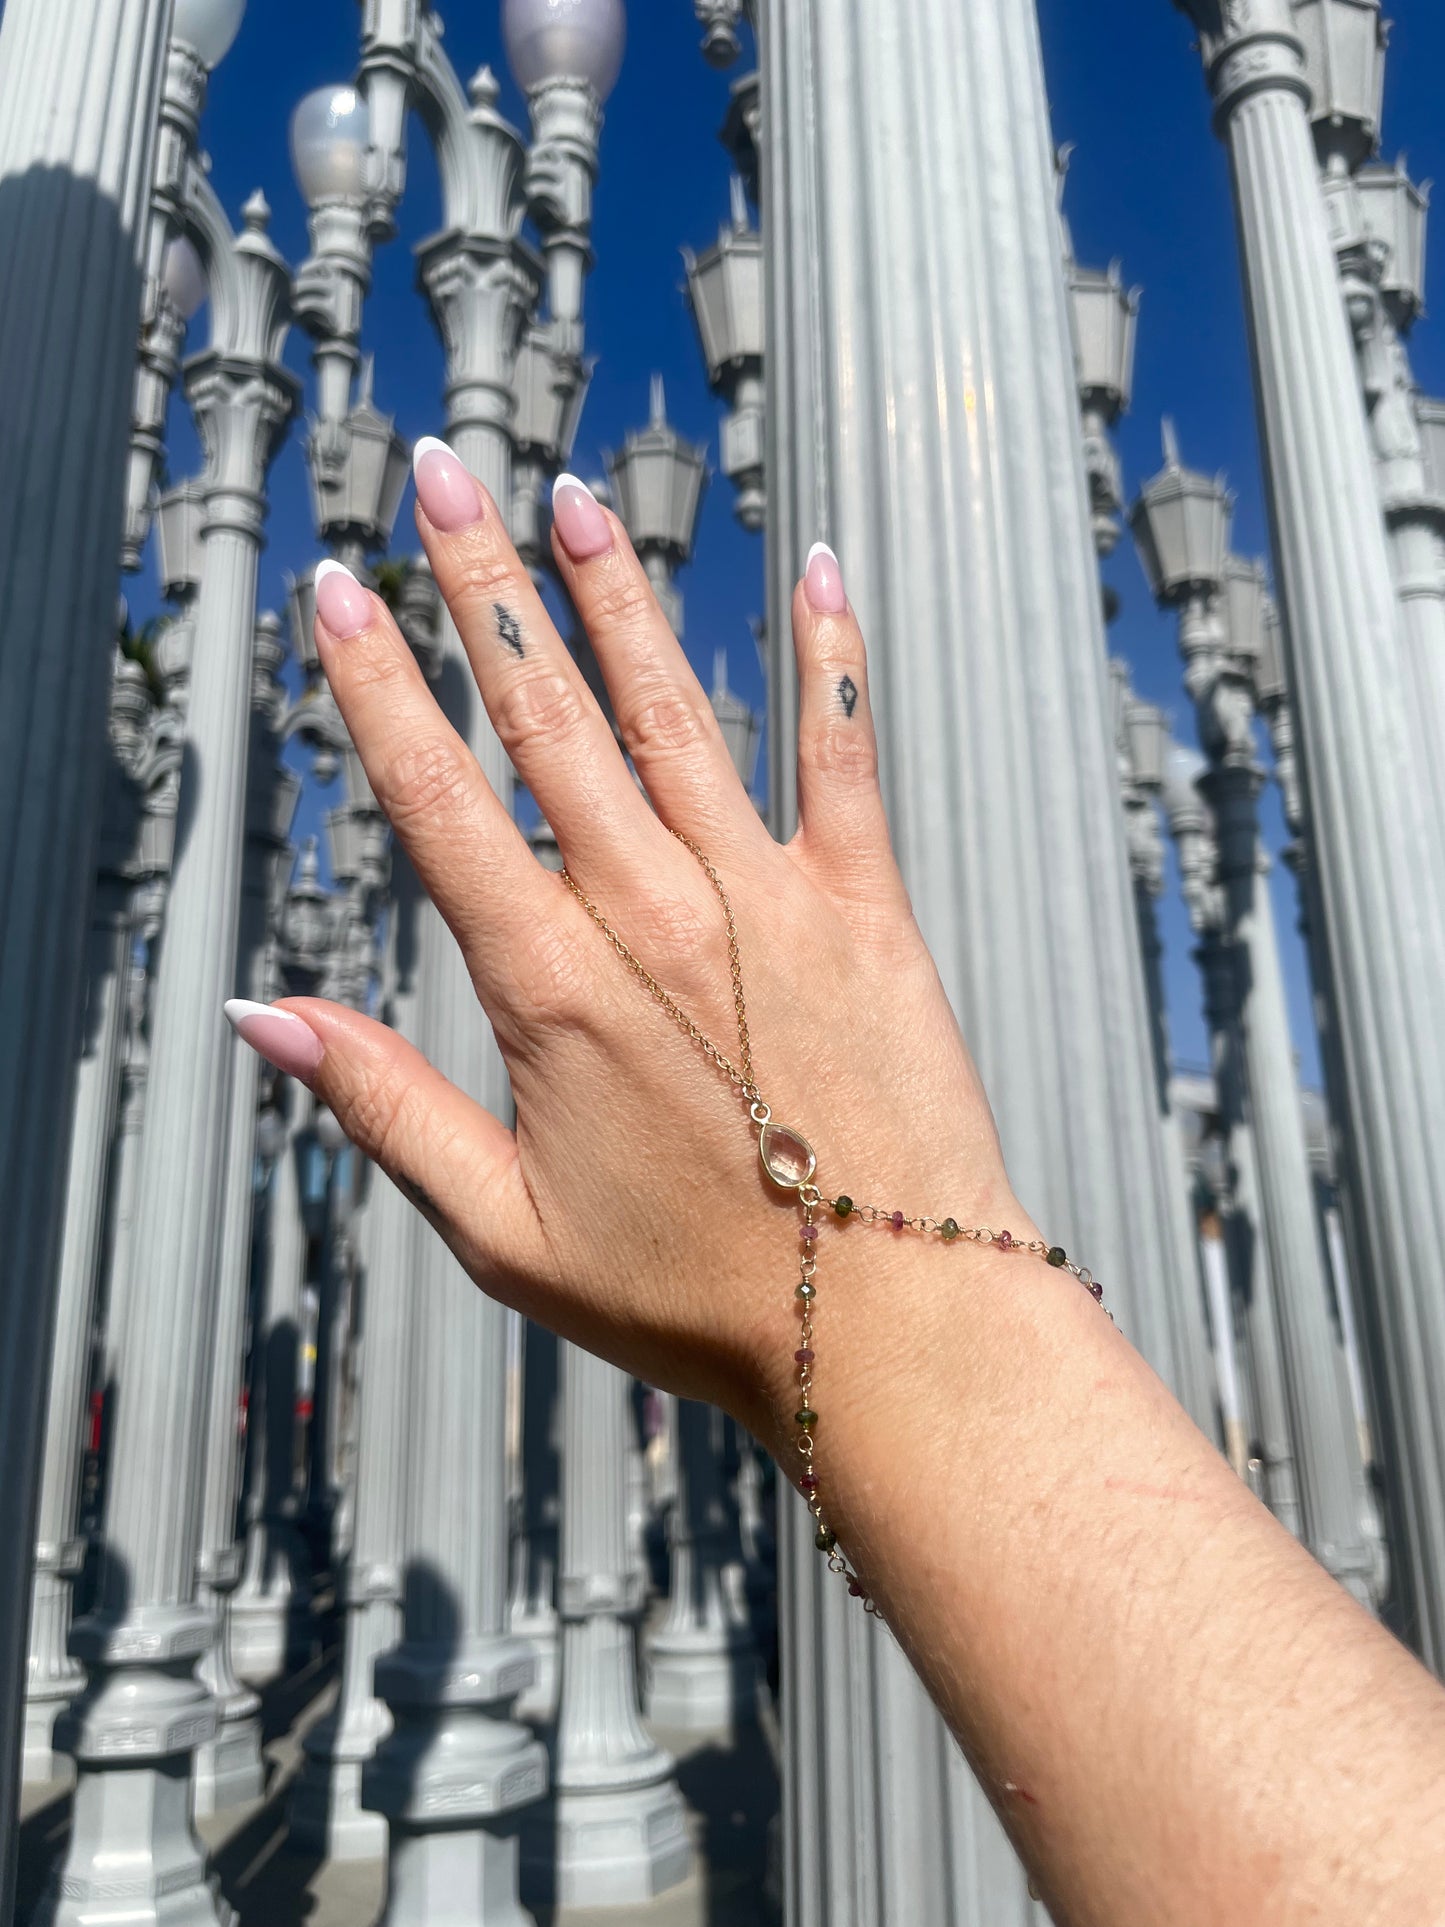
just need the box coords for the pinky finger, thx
[791,545,903,901]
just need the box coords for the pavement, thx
[17,1651,782,1927]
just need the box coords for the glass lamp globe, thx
[172,0,246,69]
[289,85,370,207]
[161,235,208,321]
[502,0,626,100]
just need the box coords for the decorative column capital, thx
[1177,0,1311,123]
[419,230,540,442]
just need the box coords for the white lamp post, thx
[685,176,765,532]
[605,375,708,636]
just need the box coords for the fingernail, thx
[224,999,326,1086]
[314,558,372,640]
[551,472,613,561]
[805,542,847,615]
[413,435,484,533]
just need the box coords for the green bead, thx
[1047,1245,1067,1267]
[834,1195,854,1218]
[795,1408,818,1428]
[816,1527,837,1552]
[940,1217,960,1241]
[796,1282,816,1301]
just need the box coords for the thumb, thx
[224,996,534,1284]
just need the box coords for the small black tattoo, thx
[838,674,859,719]
[495,603,525,658]
[397,1174,447,1227]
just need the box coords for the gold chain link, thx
[560,830,760,1101]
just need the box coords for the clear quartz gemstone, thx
[759,1121,816,1189]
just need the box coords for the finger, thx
[791,544,902,897]
[224,996,541,1285]
[410,440,667,880]
[550,473,773,848]
[312,558,557,999]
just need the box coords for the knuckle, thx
[506,916,594,1029]
[380,736,479,832]
[344,636,413,694]
[625,886,718,961]
[493,670,587,755]
[620,686,708,759]
[584,565,657,633]
[336,1056,415,1172]
[807,718,879,784]
[446,549,524,609]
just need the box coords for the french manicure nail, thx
[225,999,326,1085]
[551,472,613,561]
[413,434,485,533]
[804,542,847,615]
[314,558,372,640]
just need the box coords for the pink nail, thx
[224,999,325,1086]
[413,435,484,533]
[314,558,372,639]
[551,472,613,561]
[805,542,847,615]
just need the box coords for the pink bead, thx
[800,1473,819,1494]
[801,1224,818,1241]
[998,1229,1013,1249]
[795,1348,815,1363]
[1090,1282,1104,1301]
[890,1211,905,1230]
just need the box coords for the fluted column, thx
[526,1346,690,1906]
[37,203,295,1925]
[508,1322,562,1723]
[231,1076,314,1685]
[291,862,422,1859]
[645,1398,761,1736]
[765,4,1213,1916]
[362,221,547,1923]
[1209,764,1375,1601]
[24,863,134,1786]
[194,617,299,1816]
[1175,0,1445,1664]
[0,4,173,1894]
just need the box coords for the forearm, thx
[759,1229,1445,1925]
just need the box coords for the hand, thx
[229,442,1033,1463]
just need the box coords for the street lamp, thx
[290,83,372,204]
[171,0,247,68]
[1068,256,1139,556]
[1292,0,1388,174]
[502,0,626,98]
[1129,420,1233,604]
[605,375,708,635]
[1354,160,1430,331]
[685,175,765,531]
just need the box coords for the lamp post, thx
[23,661,181,1786]
[685,176,766,532]
[193,611,302,1816]
[1171,0,1445,1665]
[1066,254,1140,560]
[1133,428,1374,1600]
[1161,742,1299,1524]
[605,375,708,637]
[764,6,1219,1917]
[0,3,180,1895]
[38,163,296,1921]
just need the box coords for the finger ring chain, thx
[560,834,1111,1619]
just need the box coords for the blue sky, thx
[138,0,1445,1090]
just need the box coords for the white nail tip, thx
[314,557,357,587]
[552,471,590,503]
[412,434,454,472]
[806,542,838,568]
[224,999,302,1027]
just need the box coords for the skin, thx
[277,458,1445,1926]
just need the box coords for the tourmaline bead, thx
[1047,1245,1067,1267]
[795,1408,818,1428]
[1090,1282,1104,1302]
[801,1223,818,1242]
[816,1526,837,1552]
[796,1282,816,1301]
[834,1195,854,1218]
[940,1217,960,1241]
[847,1579,865,1597]
[890,1210,905,1230]
[795,1348,815,1363]
[998,1229,1013,1250]
[800,1473,820,1495]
